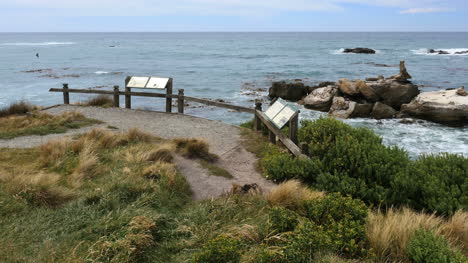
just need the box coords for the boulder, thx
[390,61,412,83]
[455,50,468,55]
[358,80,380,102]
[371,80,419,110]
[269,81,308,101]
[303,86,337,112]
[343,48,376,54]
[352,103,374,118]
[371,102,396,119]
[401,89,468,126]
[456,86,467,96]
[329,97,356,119]
[338,78,360,96]
[429,49,450,55]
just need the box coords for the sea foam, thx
[412,48,468,56]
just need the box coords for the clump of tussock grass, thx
[0,111,99,139]
[87,215,157,262]
[266,180,324,210]
[83,95,114,107]
[71,145,100,185]
[0,172,74,207]
[123,143,174,164]
[367,207,468,262]
[200,160,233,179]
[142,162,178,183]
[0,101,35,118]
[38,138,72,168]
[173,138,218,162]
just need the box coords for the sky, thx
[1,0,467,32]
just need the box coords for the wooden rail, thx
[49,83,307,158]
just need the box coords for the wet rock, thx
[456,86,467,96]
[269,81,308,101]
[62,74,80,78]
[358,80,380,102]
[455,50,468,55]
[352,103,374,118]
[343,48,376,54]
[22,68,53,73]
[366,77,379,81]
[429,49,450,55]
[399,118,417,124]
[390,61,412,83]
[303,86,337,112]
[328,97,356,119]
[401,89,468,126]
[371,102,396,119]
[338,78,360,96]
[372,80,419,110]
[39,74,60,79]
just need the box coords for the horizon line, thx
[1,31,468,33]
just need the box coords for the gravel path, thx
[1,105,275,198]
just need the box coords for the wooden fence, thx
[49,83,309,159]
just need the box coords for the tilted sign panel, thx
[272,106,296,129]
[146,77,169,89]
[265,99,286,121]
[127,77,149,88]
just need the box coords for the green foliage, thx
[407,229,467,263]
[192,235,243,263]
[392,153,468,216]
[262,152,318,182]
[268,206,299,233]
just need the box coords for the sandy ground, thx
[0,105,275,199]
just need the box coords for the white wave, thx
[94,71,109,75]
[412,48,468,56]
[0,42,75,46]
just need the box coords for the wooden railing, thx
[49,83,308,159]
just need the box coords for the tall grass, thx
[83,95,114,107]
[0,101,34,118]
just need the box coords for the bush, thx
[296,117,411,206]
[392,153,468,216]
[268,207,300,233]
[0,101,34,118]
[406,229,466,263]
[192,235,243,263]
[262,153,318,183]
[301,193,369,257]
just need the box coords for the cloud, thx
[399,7,454,14]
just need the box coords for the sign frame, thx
[126,76,170,90]
[264,98,300,129]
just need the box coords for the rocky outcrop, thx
[371,102,396,119]
[429,49,450,55]
[338,79,360,96]
[390,61,412,83]
[357,81,380,102]
[343,48,376,54]
[352,103,374,118]
[269,81,309,101]
[303,86,337,112]
[456,86,467,96]
[329,97,356,119]
[401,89,468,126]
[375,81,419,110]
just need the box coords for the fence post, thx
[254,101,262,131]
[178,89,185,114]
[63,83,70,104]
[166,78,173,113]
[113,86,120,107]
[268,130,276,144]
[289,112,299,143]
[125,86,131,109]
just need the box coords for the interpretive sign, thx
[126,76,170,89]
[264,98,299,129]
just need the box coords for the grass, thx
[0,101,35,118]
[199,160,234,179]
[82,95,114,107]
[0,111,101,139]
[173,138,219,162]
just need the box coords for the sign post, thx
[125,76,173,112]
[264,98,300,143]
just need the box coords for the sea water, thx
[0,32,467,157]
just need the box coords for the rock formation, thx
[303,86,337,112]
[269,81,309,101]
[343,48,376,54]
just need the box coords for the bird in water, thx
[36,53,39,58]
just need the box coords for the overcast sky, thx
[1,0,467,32]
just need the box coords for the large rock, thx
[328,97,356,119]
[390,61,412,83]
[303,86,337,112]
[401,89,468,126]
[371,80,419,110]
[371,102,396,119]
[269,81,308,101]
[358,80,380,102]
[338,79,360,96]
[343,48,376,54]
[352,103,374,118]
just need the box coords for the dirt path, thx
[0,105,275,199]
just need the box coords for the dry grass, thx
[82,95,114,107]
[0,172,75,207]
[0,101,35,118]
[71,145,100,184]
[266,180,324,210]
[38,138,72,168]
[367,207,468,262]
[173,138,218,162]
[142,162,178,185]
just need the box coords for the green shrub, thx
[268,207,300,233]
[192,235,243,263]
[392,153,468,216]
[407,229,467,263]
[301,193,369,258]
[262,153,318,183]
[296,117,411,206]
[253,245,287,263]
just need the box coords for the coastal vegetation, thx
[0,102,101,139]
[0,117,466,262]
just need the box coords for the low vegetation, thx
[0,101,101,139]
[82,95,114,107]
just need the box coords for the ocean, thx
[0,32,467,157]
